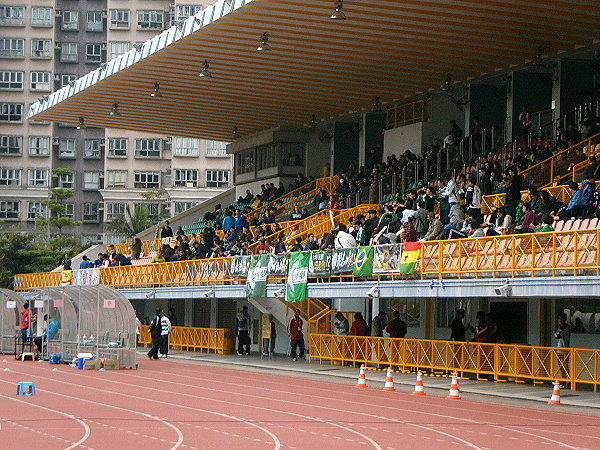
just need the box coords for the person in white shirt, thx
[334,224,357,249]
[465,176,482,222]
[158,313,172,358]
[401,199,417,223]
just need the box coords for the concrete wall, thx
[383,122,423,159]
[423,92,465,148]
[306,128,332,178]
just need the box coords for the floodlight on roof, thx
[198,60,212,78]
[108,102,120,117]
[310,114,318,128]
[76,117,86,129]
[257,32,271,52]
[150,82,162,98]
[441,73,454,91]
[330,0,347,20]
[232,125,240,139]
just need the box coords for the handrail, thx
[517,132,600,188]
[386,98,432,130]
[307,334,599,391]
[13,227,600,290]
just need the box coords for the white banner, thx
[72,268,100,286]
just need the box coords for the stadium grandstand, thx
[8,0,600,390]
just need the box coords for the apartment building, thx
[0,1,233,244]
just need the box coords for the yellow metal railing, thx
[307,334,600,391]
[517,132,600,189]
[13,228,600,290]
[386,98,432,130]
[138,325,234,354]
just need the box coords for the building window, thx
[0,201,19,219]
[60,43,78,62]
[134,171,160,189]
[31,39,51,58]
[60,74,76,88]
[109,41,129,60]
[64,203,74,219]
[0,38,24,57]
[30,71,51,91]
[235,150,254,175]
[62,10,79,31]
[135,202,164,219]
[28,169,48,187]
[106,170,127,188]
[108,138,127,157]
[281,142,304,166]
[0,135,21,155]
[206,170,230,188]
[0,168,21,185]
[83,172,100,190]
[0,70,23,89]
[137,10,163,29]
[28,202,47,220]
[86,11,103,32]
[174,169,198,187]
[59,139,76,158]
[0,7,24,26]
[32,7,52,26]
[83,202,99,222]
[0,103,22,122]
[206,140,228,157]
[135,139,160,158]
[109,9,129,29]
[106,202,125,220]
[29,136,49,155]
[84,139,101,158]
[86,43,102,63]
[58,173,74,189]
[174,137,199,156]
[176,5,204,20]
[174,202,197,214]
[257,144,276,170]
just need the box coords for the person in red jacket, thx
[287,309,305,361]
[350,312,369,336]
[385,310,407,338]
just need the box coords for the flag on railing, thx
[353,246,374,276]
[245,254,269,298]
[399,242,421,274]
[60,270,73,286]
[286,251,310,303]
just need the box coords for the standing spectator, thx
[354,221,366,246]
[326,195,340,210]
[287,308,305,361]
[313,188,327,211]
[503,175,521,219]
[363,210,379,241]
[168,307,178,327]
[334,224,357,249]
[371,311,387,337]
[350,312,369,336]
[254,237,271,254]
[554,311,571,388]
[147,309,164,360]
[450,309,467,341]
[385,310,407,338]
[274,233,287,254]
[519,106,532,137]
[478,168,493,196]
[160,220,173,238]
[304,233,320,251]
[79,256,91,269]
[465,176,482,222]
[333,312,349,335]
[20,302,34,341]
[414,201,429,239]
[401,216,417,242]
[582,156,599,181]
[222,211,235,233]
[134,310,142,346]
[449,120,463,140]
[131,238,142,260]
[235,305,252,356]
[159,311,172,358]
[579,175,597,219]
[93,252,103,267]
[579,107,595,140]
[233,209,246,232]
[471,116,482,155]
[62,253,72,270]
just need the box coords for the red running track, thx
[0,357,599,449]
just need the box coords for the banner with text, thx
[286,251,310,303]
[245,254,269,298]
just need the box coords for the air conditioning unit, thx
[54,42,62,50]
[53,74,60,81]
[98,203,104,211]
[55,10,62,17]
[101,44,107,51]
[163,139,172,151]
[99,139,106,149]
[101,11,107,19]
[52,137,59,145]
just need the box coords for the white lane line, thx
[489,425,580,450]
[0,392,91,449]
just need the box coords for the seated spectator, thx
[313,188,327,211]
[130,237,142,260]
[304,233,320,251]
[275,182,285,199]
[290,205,303,221]
[176,226,185,237]
[254,237,270,254]
[558,182,582,221]
[274,233,286,254]
[79,256,91,269]
[290,237,304,252]
[101,253,111,268]
[423,212,445,241]
[262,207,276,224]
[537,190,562,219]
[326,195,340,210]
[191,241,208,259]
[334,223,357,249]
[486,207,513,235]
[251,195,262,210]
[515,202,537,233]
[151,250,166,264]
[111,253,131,266]
[534,214,555,233]
[469,221,485,238]
[172,249,188,261]
[401,216,417,242]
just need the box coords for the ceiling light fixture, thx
[150,82,162,98]
[108,102,120,117]
[257,32,271,52]
[441,73,454,92]
[330,0,346,20]
[310,114,318,128]
[198,60,212,78]
[232,125,240,139]
[533,47,546,65]
[76,117,86,129]
[371,96,382,111]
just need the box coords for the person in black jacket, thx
[503,176,521,219]
[160,220,174,238]
[450,309,467,341]
[147,309,164,360]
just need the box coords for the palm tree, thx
[104,204,153,239]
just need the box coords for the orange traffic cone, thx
[355,364,368,388]
[548,380,561,405]
[412,371,426,396]
[382,368,396,391]
[447,372,461,400]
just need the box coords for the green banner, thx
[309,250,331,277]
[286,252,310,303]
[330,247,358,274]
[231,255,252,277]
[353,246,374,276]
[268,253,289,275]
[245,254,269,298]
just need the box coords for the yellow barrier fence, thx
[138,325,234,354]
[308,334,600,391]
[386,98,432,129]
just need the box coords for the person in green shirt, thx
[534,213,554,233]
[150,249,166,264]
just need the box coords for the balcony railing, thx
[386,98,431,130]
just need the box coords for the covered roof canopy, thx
[29,0,600,141]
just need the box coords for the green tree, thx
[139,189,170,222]
[104,204,153,239]
[35,168,82,238]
